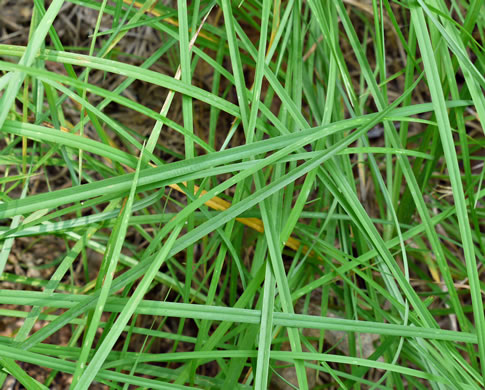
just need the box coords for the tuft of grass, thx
[0,0,484,388]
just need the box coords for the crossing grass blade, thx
[411,4,485,378]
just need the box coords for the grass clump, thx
[0,0,484,388]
